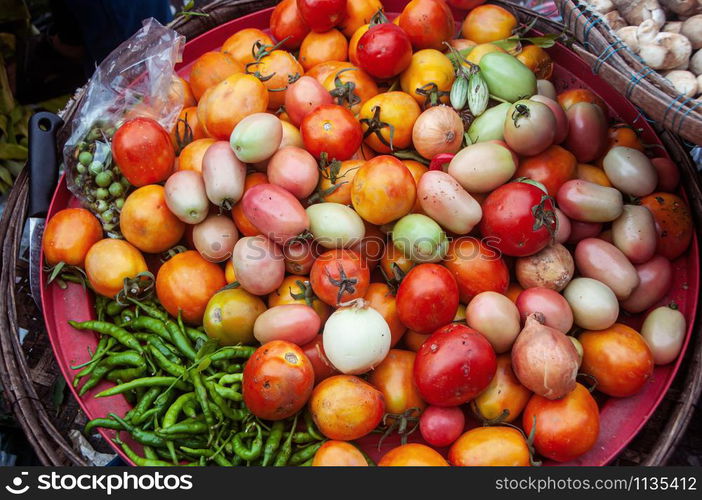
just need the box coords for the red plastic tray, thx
[41,0,699,466]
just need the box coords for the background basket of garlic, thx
[556,0,702,145]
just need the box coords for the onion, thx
[515,243,574,291]
[511,313,580,400]
[323,299,391,375]
[412,105,464,160]
[193,215,239,263]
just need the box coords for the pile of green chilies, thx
[71,296,326,466]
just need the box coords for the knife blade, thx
[27,111,64,311]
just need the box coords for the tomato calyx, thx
[289,279,320,308]
[325,262,359,305]
[173,111,195,155]
[391,149,429,165]
[360,105,395,150]
[379,262,408,293]
[328,68,361,110]
[530,193,558,239]
[471,406,511,426]
[576,372,599,393]
[115,271,156,305]
[369,9,389,27]
[511,103,530,128]
[415,82,449,110]
[375,407,422,449]
[159,245,189,263]
[44,261,89,289]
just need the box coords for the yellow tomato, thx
[400,49,455,106]
[203,288,266,345]
[359,91,421,153]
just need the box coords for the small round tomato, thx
[310,249,370,306]
[270,0,310,50]
[120,185,185,254]
[357,22,413,79]
[471,354,531,423]
[283,238,319,275]
[523,383,600,462]
[557,88,607,113]
[400,49,455,106]
[112,118,175,186]
[368,349,425,417]
[43,208,102,267]
[301,104,363,161]
[301,334,338,383]
[177,138,215,173]
[515,145,577,197]
[576,163,612,187]
[606,124,644,153]
[503,99,556,156]
[364,283,406,346]
[396,264,459,334]
[359,92,421,153]
[313,441,368,466]
[444,237,509,303]
[306,60,354,85]
[297,0,346,32]
[243,340,314,420]
[309,375,385,440]
[479,180,557,257]
[323,66,379,115]
[461,4,517,44]
[419,406,465,447]
[222,28,274,67]
[285,76,333,128]
[379,443,449,466]
[579,323,654,397]
[84,239,147,298]
[299,29,348,72]
[464,43,506,65]
[640,192,693,261]
[399,0,455,50]
[156,250,226,324]
[188,51,243,101]
[203,287,266,345]
[449,427,530,466]
[269,275,332,323]
[379,242,416,283]
[351,155,416,225]
[516,45,554,79]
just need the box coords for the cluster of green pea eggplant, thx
[71,296,327,466]
[69,122,131,238]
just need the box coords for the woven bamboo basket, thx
[0,0,700,466]
[555,0,702,145]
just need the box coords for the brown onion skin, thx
[511,313,580,400]
[620,255,674,313]
[515,243,574,292]
[516,287,573,333]
[574,238,640,300]
[412,105,464,160]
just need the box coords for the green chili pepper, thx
[108,413,167,448]
[289,441,324,465]
[84,417,124,434]
[262,421,285,466]
[213,383,242,401]
[128,299,168,321]
[186,327,209,344]
[105,301,126,317]
[105,365,147,382]
[128,316,172,343]
[148,345,186,377]
[305,411,324,441]
[202,378,245,421]
[79,350,144,395]
[165,319,197,361]
[274,415,298,466]
[114,437,172,466]
[219,373,243,385]
[146,335,181,364]
[299,457,314,466]
[209,346,256,362]
[68,320,143,353]
[190,371,214,427]
[126,387,161,424]
[143,446,159,460]
[291,432,316,444]
[94,377,191,398]
[72,336,115,387]
[232,426,263,461]
[158,418,209,436]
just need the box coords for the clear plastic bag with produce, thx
[61,18,185,237]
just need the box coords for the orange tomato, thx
[515,145,577,197]
[402,159,428,213]
[606,124,644,152]
[299,29,348,72]
[169,76,196,108]
[449,427,530,466]
[188,51,243,101]
[232,172,268,236]
[464,43,506,65]
[640,192,693,261]
[379,242,415,283]
[379,443,449,466]
[348,24,370,66]
[471,354,532,423]
[313,441,368,466]
[505,282,524,303]
[176,138,215,174]
[224,260,236,284]
[197,74,268,140]
[248,50,304,110]
[171,106,207,149]
[364,284,407,347]
[400,49,455,106]
[338,0,383,37]
[579,323,654,397]
[402,330,429,352]
[351,155,416,225]
[318,158,362,205]
[359,92,421,153]
[309,375,385,440]
[84,239,147,298]
[516,44,553,79]
[399,0,455,51]
[523,383,600,462]
[461,5,517,44]
[323,66,379,115]
[444,237,509,303]
[576,163,612,187]
[156,250,226,324]
[306,60,354,85]
[368,348,425,415]
[120,185,185,254]
[43,208,102,267]
[221,28,274,66]
[268,275,332,324]
[557,88,607,113]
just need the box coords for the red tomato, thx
[300,104,363,161]
[479,180,557,257]
[396,263,459,334]
[242,340,315,420]
[515,145,577,197]
[300,334,338,384]
[444,237,509,303]
[523,383,600,462]
[270,0,310,49]
[310,249,370,306]
[111,118,174,186]
[296,0,346,32]
[419,406,465,447]
[356,23,413,79]
[378,443,449,466]
[368,349,426,417]
[414,323,497,406]
[399,0,455,51]
[640,192,693,261]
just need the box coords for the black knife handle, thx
[28,112,64,218]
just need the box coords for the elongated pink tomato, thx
[242,183,310,245]
[574,238,640,300]
[267,146,320,199]
[563,102,608,163]
[232,235,286,295]
[620,255,674,313]
[556,179,623,223]
[417,171,482,234]
[254,304,321,345]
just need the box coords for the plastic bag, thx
[62,18,185,238]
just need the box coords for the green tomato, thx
[78,151,93,166]
[392,214,448,264]
[89,161,104,175]
[108,181,124,198]
[95,171,113,187]
[479,52,536,103]
[467,102,510,143]
[95,188,109,200]
[229,113,282,163]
